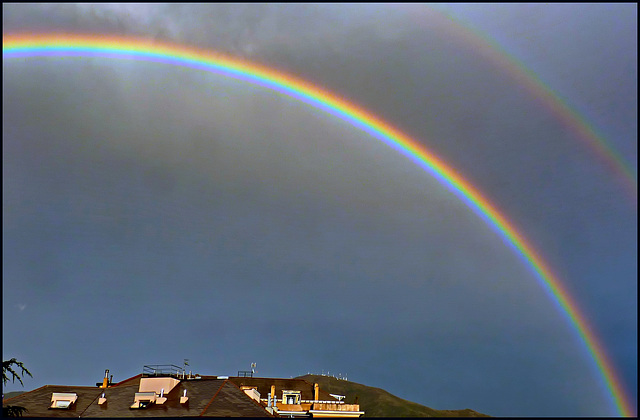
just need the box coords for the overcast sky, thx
[2,4,637,417]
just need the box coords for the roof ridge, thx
[112,373,142,387]
[297,377,315,387]
[77,388,104,417]
[199,378,227,416]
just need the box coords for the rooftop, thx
[3,369,364,417]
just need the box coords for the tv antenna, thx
[183,359,190,379]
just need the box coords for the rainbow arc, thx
[3,34,635,417]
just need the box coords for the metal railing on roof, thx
[142,364,183,377]
[237,370,254,377]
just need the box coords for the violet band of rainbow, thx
[3,34,635,417]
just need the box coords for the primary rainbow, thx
[3,34,635,417]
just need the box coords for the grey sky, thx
[3,4,637,417]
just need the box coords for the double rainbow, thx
[3,34,634,416]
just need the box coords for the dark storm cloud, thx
[3,3,636,417]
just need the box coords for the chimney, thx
[314,383,319,401]
[271,385,276,403]
[102,370,110,388]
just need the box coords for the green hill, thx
[297,374,489,417]
[3,391,25,400]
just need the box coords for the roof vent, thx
[95,369,114,388]
[157,388,167,405]
[98,392,107,405]
[180,389,189,404]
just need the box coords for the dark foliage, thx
[3,359,32,387]
[2,405,29,417]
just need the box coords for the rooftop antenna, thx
[183,359,189,379]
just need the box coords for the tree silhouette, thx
[3,358,32,417]
[3,359,32,387]
[2,405,28,417]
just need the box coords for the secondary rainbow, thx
[3,34,635,417]
[407,6,638,202]
[452,12,638,201]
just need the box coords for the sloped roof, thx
[202,380,270,417]
[1,385,102,417]
[3,378,272,417]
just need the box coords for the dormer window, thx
[130,392,157,409]
[50,393,77,409]
[282,390,301,405]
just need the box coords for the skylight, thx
[50,392,77,409]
